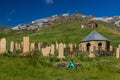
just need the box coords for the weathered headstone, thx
[89,46,95,58]
[42,46,51,56]
[116,48,120,58]
[15,43,19,50]
[110,46,113,52]
[23,37,29,53]
[21,42,23,48]
[58,43,65,59]
[64,44,66,48]
[38,42,42,51]
[56,41,58,50]
[118,44,120,49]
[69,43,73,54]
[30,42,35,51]
[50,44,55,55]
[0,38,6,53]
[10,41,14,52]
[18,44,21,50]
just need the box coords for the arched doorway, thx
[86,43,91,51]
[98,42,102,51]
[98,42,102,47]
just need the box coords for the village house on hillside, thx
[79,31,110,52]
[87,21,98,28]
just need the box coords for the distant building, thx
[79,31,110,52]
[87,21,98,28]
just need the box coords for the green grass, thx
[0,52,120,80]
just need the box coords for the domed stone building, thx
[79,31,110,52]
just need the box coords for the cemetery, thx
[0,21,120,80]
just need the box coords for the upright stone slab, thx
[118,44,120,49]
[69,43,73,53]
[110,46,113,52]
[21,42,23,48]
[10,41,14,52]
[15,43,19,50]
[30,42,35,51]
[38,42,42,51]
[56,41,58,50]
[64,44,66,48]
[89,46,95,58]
[18,44,21,50]
[23,37,29,53]
[42,46,51,56]
[0,38,6,53]
[58,43,65,59]
[50,44,55,55]
[116,48,120,58]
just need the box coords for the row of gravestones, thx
[1,36,119,59]
[89,45,113,58]
[9,37,75,59]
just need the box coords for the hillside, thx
[0,20,120,47]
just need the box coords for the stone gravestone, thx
[58,43,65,59]
[116,48,120,58]
[42,46,51,56]
[118,44,120,49]
[50,44,55,55]
[0,38,6,53]
[10,41,14,52]
[23,37,29,53]
[15,43,19,50]
[21,42,23,48]
[110,46,113,52]
[18,44,21,50]
[56,41,58,50]
[30,42,35,51]
[64,44,66,48]
[89,46,95,58]
[69,43,73,54]
[38,42,42,51]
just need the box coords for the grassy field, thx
[0,52,120,80]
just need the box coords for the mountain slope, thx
[0,20,120,47]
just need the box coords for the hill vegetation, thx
[0,19,120,80]
[0,20,120,47]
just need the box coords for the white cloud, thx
[45,0,54,4]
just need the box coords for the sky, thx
[0,0,120,26]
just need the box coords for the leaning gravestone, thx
[10,41,14,52]
[23,37,29,53]
[50,44,55,55]
[116,48,120,58]
[0,38,6,54]
[58,43,65,59]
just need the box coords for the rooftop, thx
[80,31,109,42]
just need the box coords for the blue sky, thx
[0,0,120,26]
